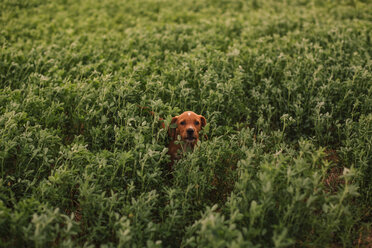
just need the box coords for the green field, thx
[1,0,371,247]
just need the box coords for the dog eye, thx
[180,121,186,125]
[195,121,199,125]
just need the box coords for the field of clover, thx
[0,0,371,247]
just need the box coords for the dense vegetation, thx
[1,0,371,247]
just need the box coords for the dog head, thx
[169,111,206,144]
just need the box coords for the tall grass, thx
[1,0,371,247]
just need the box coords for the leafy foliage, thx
[1,0,371,247]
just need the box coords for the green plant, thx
[1,0,371,246]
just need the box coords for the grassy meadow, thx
[1,0,371,247]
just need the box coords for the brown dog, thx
[168,111,206,166]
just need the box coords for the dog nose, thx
[187,128,194,135]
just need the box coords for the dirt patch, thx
[323,149,344,193]
[324,149,340,164]
[356,226,372,248]
[324,166,345,193]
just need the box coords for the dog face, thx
[169,111,206,143]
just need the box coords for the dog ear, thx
[168,116,178,140]
[199,115,207,128]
